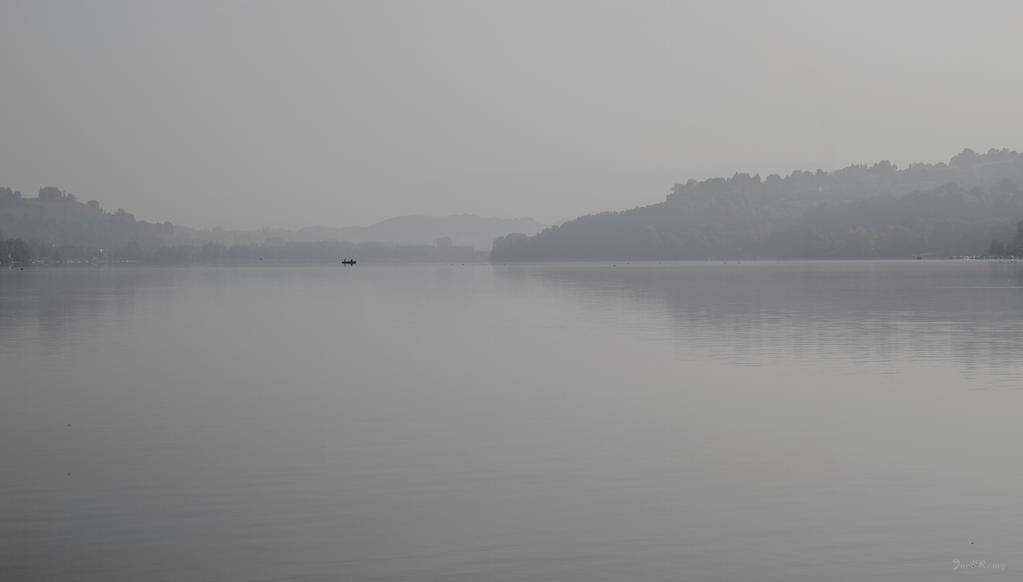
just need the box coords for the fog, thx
[2,1,1022,229]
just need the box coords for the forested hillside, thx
[492,149,1023,260]
[0,187,482,265]
[0,187,173,262]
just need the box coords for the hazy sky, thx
[2,1,1022,229]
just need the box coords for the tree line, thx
[986,220,1023,257]
[0,231,32,266]
[0,186,490,266]
[0,187,173,261]
[493,149,1023,260]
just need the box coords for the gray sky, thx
[2,0,1022,229]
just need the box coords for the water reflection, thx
[496,261,1023,381]
[0,268,153,350]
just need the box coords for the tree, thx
[0,188,21,207]
[7,238,31,265]
[1008,220,1023,256]
[988,239,1006,257]
[38,187,63,202]
[950,148,979,168]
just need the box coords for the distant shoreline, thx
[7,256,1023,271]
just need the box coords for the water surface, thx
[2,261,1021,581]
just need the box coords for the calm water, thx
[2,261,1022,581]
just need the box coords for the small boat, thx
[340,258,357,266]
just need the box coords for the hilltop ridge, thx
[0,187,536,264]
[492,149,1023,260]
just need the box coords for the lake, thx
[2,261,1021,581]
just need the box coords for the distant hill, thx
[292,214,543,251]
[0,188,512,264]
[0,186,173,260]
[492,148,1023,260]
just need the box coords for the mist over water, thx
[5,3,1023,580]
[2,262,1022,581]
